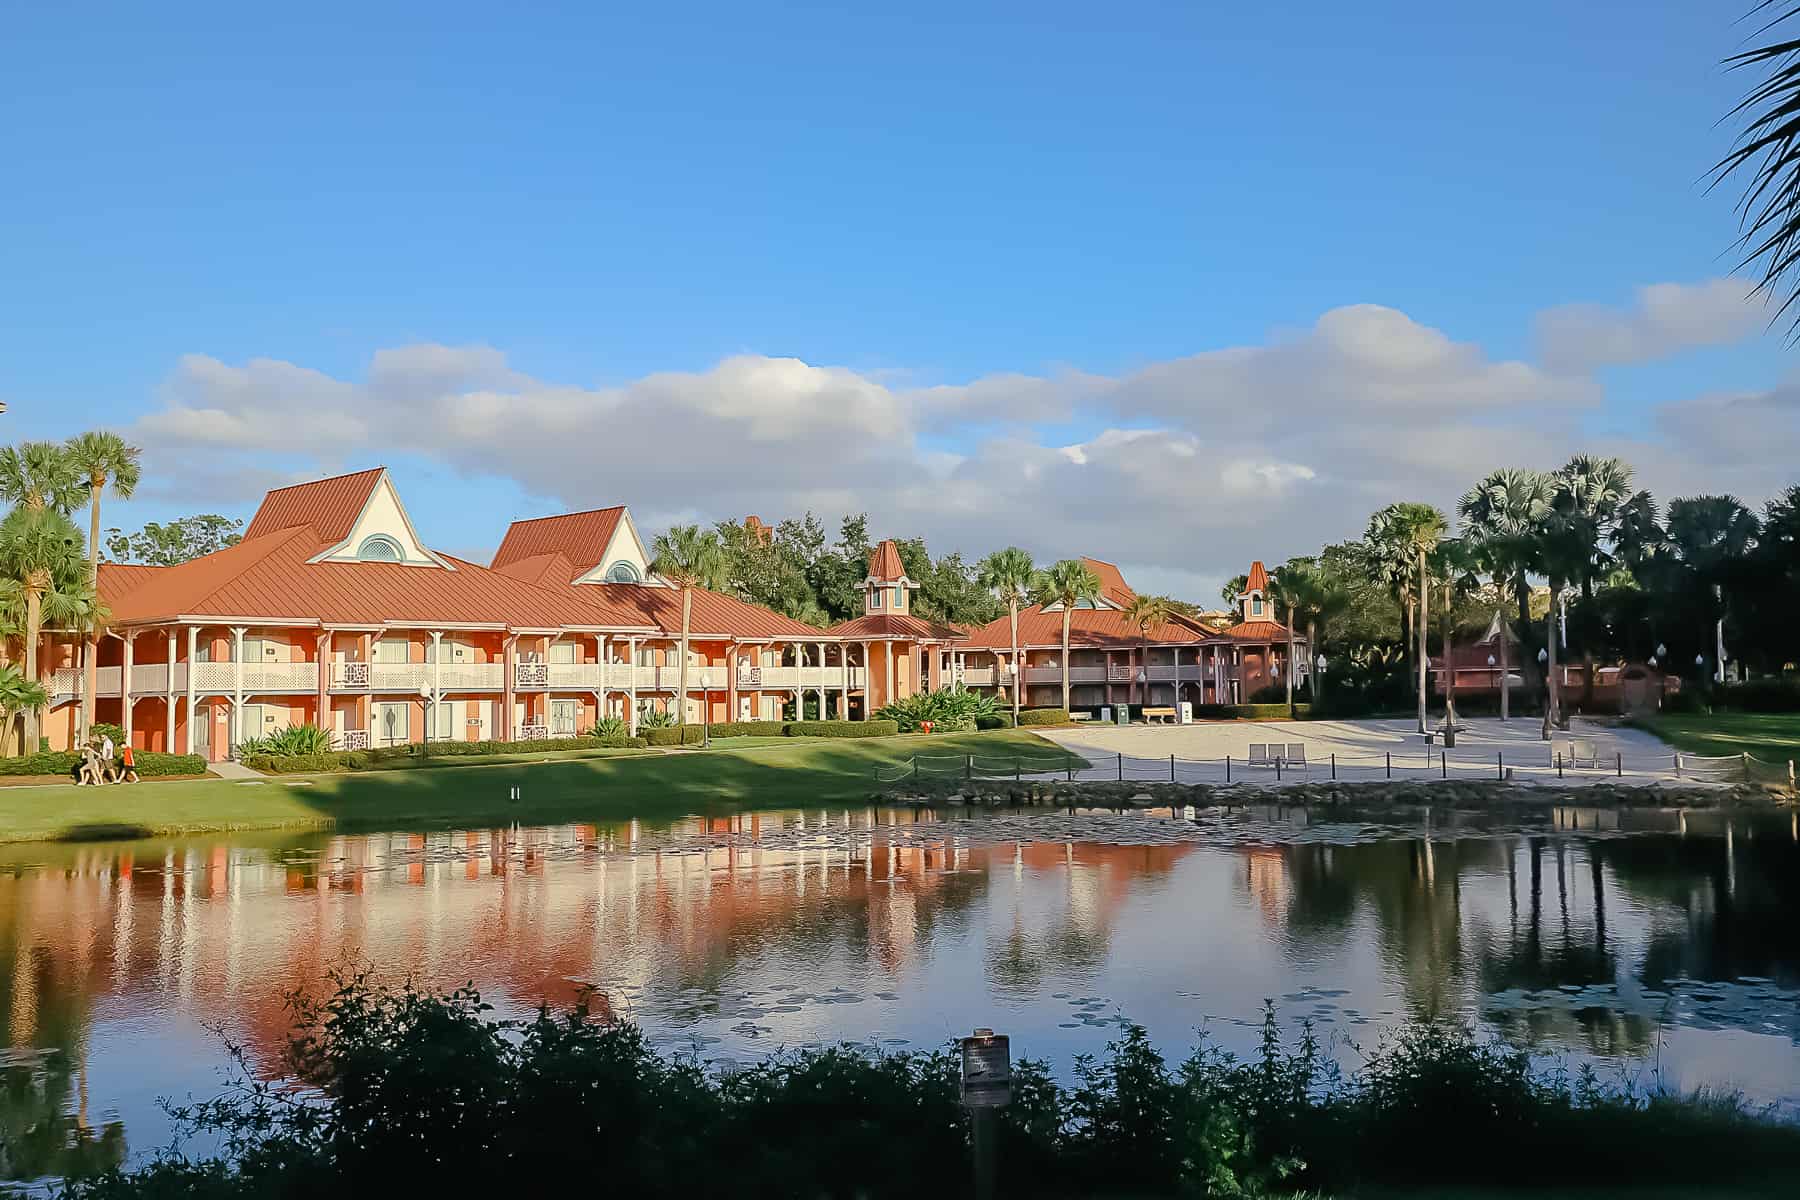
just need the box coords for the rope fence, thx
[874,746,1798,791]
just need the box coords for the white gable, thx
[575,508,664,586]
[312,472,447,568]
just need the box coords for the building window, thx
[604,561,641,584]
[891,585,903,608]
[357,534,404,562]
[870,588,883,609]
[373,701,410,746]
[1252,595,1264,617]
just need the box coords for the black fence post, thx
[1275,757,1283,782]
[1441,752,1447,780]
[1066,754,1075,782]
[1557,752,1564,780]
[1616,751,1622,778]
[1386,751,1391,779]
[1331,752,1337,780]
[1170,753,1176,782]
[1226,754,1232,783]
[1015,758,1022,782]
[1117,753,1123,781]
[1497,751,1503,781]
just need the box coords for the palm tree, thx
[1279,560,1348,702]
[1267,565,1303,714]
[648,525,727,726]
[0,508,87,751]
[1553,456,1634,709]
[0,664,47,757]
[1029,560,1102,712]
[1371,503,1447,732]
[1362,507,1424,671]
[0,442,82,515]
[1122,593,1195,710]
[1713,4,1800,333]
[1665,496,1762,685]
[976,547,1036,726]
[1460,469,1551,721]
[65,432,141,740]
[1430,540,1480,736]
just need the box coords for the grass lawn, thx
[1638,712,1800,763]
[0,730,1081,845]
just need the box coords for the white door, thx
[374,637,410,664]
[193,703,211,757]
[550,699,581,736]
[549,640,578,665]
[427,699,455,741]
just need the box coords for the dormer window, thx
[891,584,903,608]
[604,561,641,584]
[1252,594,1264,617]
[357,534,404,562]
[869,588,883,610]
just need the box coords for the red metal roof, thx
[243,468,384,542]
[1079,557,1136,607]
[829,612,965,642]
[104,526,654,630]
[866,540,906,581]
[491,508,627,577]
[1245,560,1270,594]
[97,562,165,605]
[571,583,831,641]
[1223,620,1291,641]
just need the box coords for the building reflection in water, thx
[0,803,1796,1179]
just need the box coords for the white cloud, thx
[125,295,1800,604]
[1535,278,1769,373]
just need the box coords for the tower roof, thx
[1245,560,1270,594]
[866,539,907,582]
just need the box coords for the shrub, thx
[643,725,705,747]
[242,724,334,757]
[1658,688,1711,714]
[243,752,352,774]
[785,719,899,738]
[875,687,1000,732]
[1016,708,1071,726]
[637,708,676,729]
[589,715,628,739]
[707,720,787,738]
[91,722,125,746]
[1715,677,1800,712]
[244,737,646,774]
[1188,703,1312,720]
[0,750,207,777]
[976,713,1014,729]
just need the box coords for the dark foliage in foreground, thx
[57,977,1800,1199]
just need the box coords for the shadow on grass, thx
[57,822,156,842]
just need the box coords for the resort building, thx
[951,558,1306,711]
[43,467,1301,760]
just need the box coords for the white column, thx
[230,627,246,750]
[883,641,894,708]
[184,626,198,755]
[597,634,608,719]
[121,635,134,745]
[627,637,639,733]
[429,632,443,742]
[861,641,872,719]
[165,628,177,749]
[841,643,850,715]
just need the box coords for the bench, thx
[1143,706,1177,724]
[1246,743,1309,774]
[1563,739,1604,769]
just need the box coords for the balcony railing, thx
[515,662,550,688]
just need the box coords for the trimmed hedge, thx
[0,750,209,778]
[1016,708,1071,726]
[1189,703,1314,720]
[1715,678,1800,713]
[707,720,788,739]
[976,713,1015,730]
[244,736,648,775]
[244,752,361,774]
[413,735,646,757]
[786,719,900,738]
[643,725,706,747]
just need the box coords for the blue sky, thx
[3,1,1795,599]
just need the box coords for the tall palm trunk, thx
[1060,609,1072,712]
[1442,583,1458,731]
[1307,618,1321,699]
[1579,575,1597,710]
[677,586,692,725]
[1542,581,1561,741]
[23,579,42,752]
[1416,548,1430,733]
[1284,603,1295,715]
[1402,599,1414,670]
[1495,581,1510,722]
[1008,597,1020,725]
[82,482,102,741]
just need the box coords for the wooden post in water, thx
[1497,751,1504,781]
[1743,752,1751,784]
[1386,751,1391,779]
[1616,751,1622,778]
[1226,754,1231,783]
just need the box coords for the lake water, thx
[2,801,1798,1181]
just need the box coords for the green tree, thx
[1459,469,1551,721]
[1429,539,1482,732]
[1277,558,1350,701]
[1030,560,1102,712]
[0,507,89,751]
[1552,456,1635,708]
[104,513,245,566]
[0,441,82,515]
[1663,495,1761,685]
[1368,503,1446,732]
[65,431,141,740]
[977,546,1037,725]
[1713,3,1800,333]
[0,663,47,757]
[1122,593,1195,709]
[648,525,727,726]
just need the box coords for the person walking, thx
[118,742,138,784]
[99,731,117,784]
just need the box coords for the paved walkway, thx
[1020,716,1754,789]
[208,758,263,780]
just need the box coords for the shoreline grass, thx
[1637,712,1800,763]
[0,730,1076,845]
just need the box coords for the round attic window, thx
[357,534,404,562]
[604,561,641,583]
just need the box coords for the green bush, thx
[1189,703,1313,720]
[785,719,900,738]
[589,715,628,739]
[415,736,648,757]
[643,725,705,746]
[243,752,352,774]
[91,722,125,746]
[707,720,788,738]
[1659,688,1711,714]
[1016,708,1071,726]
[637,707,677,729]
[238,723,335,758]
[976,713,1014,729]
[244,737,647,774]
[1715,677,1800,712]
[67,977,1800,1200]
[0,750,208,777]
[875,687,1001,732]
